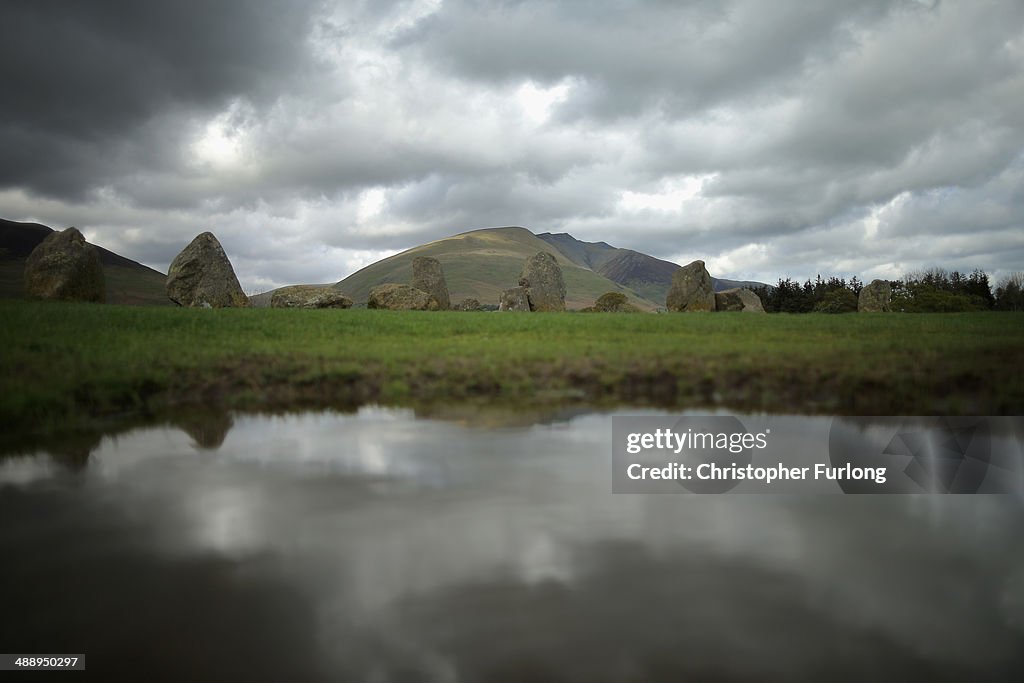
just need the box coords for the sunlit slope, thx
[334,227,660,310]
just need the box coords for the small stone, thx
[455,297,481,311]
[714,288,765,313]
[367,283,439,310]
[271,285,353,309]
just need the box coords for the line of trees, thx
[995,272,1024,312]
[750,269,1024,313]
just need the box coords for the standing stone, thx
[166,232,249,308]
[498,287,531,312]
[858,280,892,312]
[24,227,105,302]
[665,260,716,312]
[520,252,566,312]
[455,298,481,311]
[367,283,438,310]
[411,256,450,310]
[270,285,353,309]
[714,288,765,313]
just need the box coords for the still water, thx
[1,408,1022,681]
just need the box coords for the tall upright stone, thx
[24,227,106,302]
[499,286,531,312]
[520,251,566,312]
[858,280,892,312]
[666,260,716,312]
[166,232,250,308]
[411,256,450,310]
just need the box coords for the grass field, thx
[2,300,1022,440]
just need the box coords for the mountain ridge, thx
[537,231,768,304]
[332,226,768,310]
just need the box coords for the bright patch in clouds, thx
[191,108,248,170]
[516,79,571,124]
[619,175,715,213]
[356,187,386,223]
[710,242,771,279]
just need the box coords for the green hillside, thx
[1,219,171,306]
[334,226,660,310]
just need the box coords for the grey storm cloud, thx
[0,0,1022,291]
[0,0,321,199]
[395,0,898,119]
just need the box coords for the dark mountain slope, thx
[537,231,769,304]
[0,218,171,305]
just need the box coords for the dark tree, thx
[995,272,1024,311]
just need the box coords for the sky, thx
[1,0,1022,293]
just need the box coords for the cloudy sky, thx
[2,0,1022,292]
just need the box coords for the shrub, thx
[592,291,639,312]
[813,288,858,313]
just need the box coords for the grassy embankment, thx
[2,300,1023,438]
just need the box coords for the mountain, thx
[533,232,619,271]
[0,218,171,305]
[537,232,769,304]
[334,226,660,310]
[332,226,769,310]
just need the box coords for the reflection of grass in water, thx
[1,300,1022,436]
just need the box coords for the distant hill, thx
[0,218,171,305]
[334,226,660,310]
[537,232,769,304]
[330,226,768,310]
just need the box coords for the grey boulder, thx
[455,297,481,311]
[271,285,353,309]
[714,288,765,313]
[24,227,105,303]
[368,283,438,310]
[666,260,716,312]
[499,286,531,312]
[166,232,250,308]
[858,280,892,312]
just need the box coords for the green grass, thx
[1,300,1022,440]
